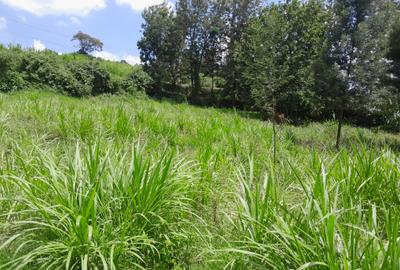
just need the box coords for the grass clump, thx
[0,142,199,269]
[227,149,399,270]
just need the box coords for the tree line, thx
[138,0,400,139]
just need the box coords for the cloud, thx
[55,20,67,27]
[33,40,46,51]
[0,0,106,16]
[70,17,82,25]
[93,51,141,66]
[115,0,170,12]
[56,17,82,27]
[124,55,141,65]
[17,14,27,22]
[0,17,7,30]
[93,51,120,62]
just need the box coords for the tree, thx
[317,0,374,150]
[239,4,286,164]
[238,1,326,163]
[176,0,211,100]
[389,23,400,83]
[238,4,285,118]
[238,1,327,119]
[138,3,186,96]
[384,7,400,131]
[222,0,261,108]
[202,1,226,94]
[278,0,327,121]
[135,0,399,132]
[350,0,399,127]
[72,31,103,55]
[388,18,400,89]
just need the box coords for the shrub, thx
[111,67,152,95]
[0,47,152,97]
[21,51,90,96]
[385,109,400,132]
[0,48,22,74]
[383,94,400,132]
[111,77,138,94]
[68,61,113,95]
[0,48,26,92]
[0,71,26,92]
[129,67,153,92]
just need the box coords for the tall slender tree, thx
[317,0,374,150]
[237,0,327,161]
[238,0,327,118]
[222,0,261,108]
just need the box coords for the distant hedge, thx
[0,45,152,97]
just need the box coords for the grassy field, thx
[0,90,399,269]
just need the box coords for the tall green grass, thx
[227,148,399,269]
[0,142,199,269]
[0,90,399,269]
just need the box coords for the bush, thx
[0,46,152,97]
[112,67,152,95]
[385,106,400,132]
[68,61,114,95]
[111,77,137,94]
[21,51,89,96]
[0,71,26,92]
[89,63,113,95]
[129,67,153,92]
[0,49,26,92]
[0,48,22,74]
[20,51,115,97]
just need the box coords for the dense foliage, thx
[138,0,400,132]
[0,45,151,97]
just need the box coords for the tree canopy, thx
[72,31,104,55]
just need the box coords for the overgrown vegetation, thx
[0,45,151,97]
[138,0,400,134]
[0,91,399,269]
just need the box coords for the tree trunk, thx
[191,66,201,101]
[211,75,214,93]
[335,110,343,151]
